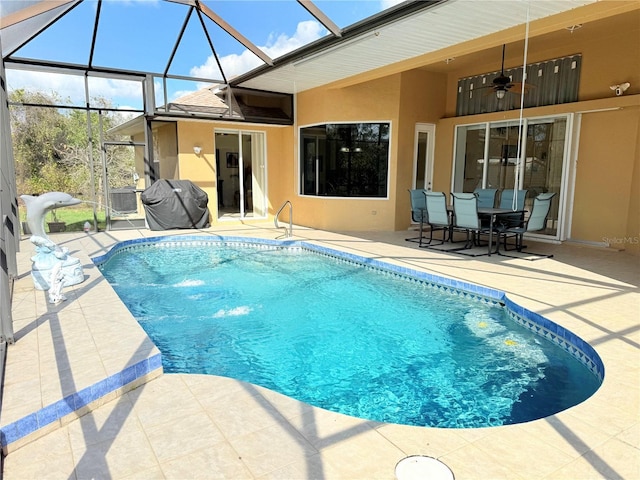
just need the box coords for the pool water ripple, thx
[97,238,601,428]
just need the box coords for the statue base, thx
[31,257,84,291]
[28,236,85,291]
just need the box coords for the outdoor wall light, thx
[193,146,202,156]
[610,82,630,96]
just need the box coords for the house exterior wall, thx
[395,70,447,229]
[131,122,178,190]
[156,123,179,180]
[436,96,639,253]
[159,5,639,253]
[572,105,640,247]
[433,9,640,253]
[294,75,402,231]
[441,8,640,116]
[287,8,639,250]
[174,121,292,223]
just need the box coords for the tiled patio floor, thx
[2,224,639,479]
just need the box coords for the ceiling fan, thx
[487,44,532,99]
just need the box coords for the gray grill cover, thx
[141,180,210,230]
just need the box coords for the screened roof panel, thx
[9,1,94,66]
[199,0,331,58]
[91,1,191,73]
[167,12,223,80]
[0,1,78,57]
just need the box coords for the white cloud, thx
[191,20,327,80]
[380,0,405,10]
[6,69,85,103]
[6,69,143,108]
[6,20,327,106]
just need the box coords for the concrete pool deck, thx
[2,224,639,479]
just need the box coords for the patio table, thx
[478,207,526,256]
[445,206,526,256]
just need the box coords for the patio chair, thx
[451,192,497,254]
[499,192,556,259]
[498,189,529,227]
[420,191,451,247]
[473,188,499,208]
[405,189,427,244]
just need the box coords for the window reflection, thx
[300,123,390,198]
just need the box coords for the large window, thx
[300,122,390,197]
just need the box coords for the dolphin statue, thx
[21,192,82,240]
[20,192,85,291]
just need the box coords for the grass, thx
[20,206,108,233]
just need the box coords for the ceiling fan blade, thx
[508,82,536,94]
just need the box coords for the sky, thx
[4,0,403,111]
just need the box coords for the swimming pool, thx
[94,236,603,428]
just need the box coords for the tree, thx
[9,90,135,206]
[9,90,71,194]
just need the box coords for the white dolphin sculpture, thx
[20,192,85,291]
[21,192,81,240]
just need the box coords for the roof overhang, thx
[231,0,601,94]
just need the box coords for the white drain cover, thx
[395,455,454,480]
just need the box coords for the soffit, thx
[232,0,597,94]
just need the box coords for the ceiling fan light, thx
[496,89,506,99]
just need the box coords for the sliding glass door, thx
[214,129,266,219]
[453,115,571,239]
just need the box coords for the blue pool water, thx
[97,238,601,428]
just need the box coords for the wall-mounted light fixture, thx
[610,82,630,96]
[193,146,202,156]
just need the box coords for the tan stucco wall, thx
[294,75,402,231]
[175,121,292,224]
[290,70,448,231]
[155,123,179,180]
[395,70,447,230]
[130,122,178,187]
[626,114,640,255]
[443,9,640,116]
[572,105,640,251]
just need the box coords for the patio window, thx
[300,122,390,197]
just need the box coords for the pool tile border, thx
[93,235,605,382]
[0,354,163,453]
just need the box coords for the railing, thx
[275,200,292,238]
